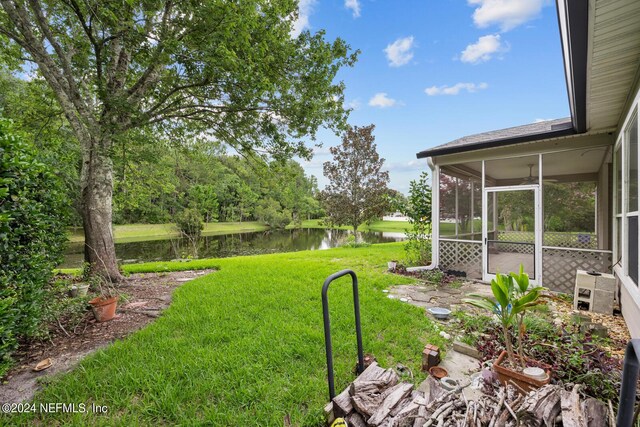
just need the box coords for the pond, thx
[61,228,406,268]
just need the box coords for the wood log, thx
[346,411,368,427]
[410,391,428,407]
[517,385,561,427]
[413,405,428,427]
[354,362,399,387]
[352,390,385,418]
[389,398,420,427]
[583,397,609,427]
[324,401,336,425]
[561,385,586,427]
[351,380,393,397]
[426,376,446,404]
[332,386,353,416]
[368,382,414,426]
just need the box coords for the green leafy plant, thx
[175,208,204,237]
[0,118,67,376]
[35,278,91,340]
[463,265,546,368]
[341,234,371,248]
[403,172,432,265]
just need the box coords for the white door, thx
[482,185,541,284]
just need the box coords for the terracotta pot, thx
[429,366,448,379]
[89,296,118,322]
[493,350,551,393]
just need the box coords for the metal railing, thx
[617,339,640,427]
[321,269,364,400]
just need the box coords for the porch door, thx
[482,185,541,284]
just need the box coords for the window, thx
[615,145,623,262]
[542,149,597,249]
[625,112,638,285]
[439,163,482,240]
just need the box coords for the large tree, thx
[321,124,389,235]
[0,1,356,281]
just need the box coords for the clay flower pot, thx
[493,350,551,393]
[428,366,448,379]
[89,296,119,322]
[76,284,90,296]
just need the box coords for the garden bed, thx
[0,270,212,404]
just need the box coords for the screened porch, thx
[433,145,613,293]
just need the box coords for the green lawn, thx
[12,243,442,426]
[67,222,270,243]
[67,220,410,244]
[299,219,410,233]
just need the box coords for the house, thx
[415,0,640,338]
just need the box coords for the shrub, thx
[403,172,432,265]
[175,208,204,237]
[255,199,291,229]
[341,233,371,248]
[0,118,67,376]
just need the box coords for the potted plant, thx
[87,277,119,322]
[463,265,550,392]
[69,283,90,297]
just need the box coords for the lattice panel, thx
[497,231,535,243]
[490,241,534,254]
[543,232,598,249]
[542,248,612,293]
[439,240,482,279]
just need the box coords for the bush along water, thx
[0,118,67,376]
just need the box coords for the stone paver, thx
[388,281,493,311]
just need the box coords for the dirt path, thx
[0,270,214,404]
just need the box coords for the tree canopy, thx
[321,124,390,234]
[0,0,357,280]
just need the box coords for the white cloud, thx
[460,34,507,64]
[534,118,553,123]
[385,160,426,173]
[368,92,398,108]
[345,0,361,18]
[347,99,362,110]
[291,0,316,37]
[384,36,415,67]
[312,145,332,156]
[468,0,544,32]
[425,82,488,96]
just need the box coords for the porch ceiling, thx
[443,145,608,182]
[587,0,640,131]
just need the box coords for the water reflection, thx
[61,228,406,268]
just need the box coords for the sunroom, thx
[417,119,614,294]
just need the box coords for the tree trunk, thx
[502,323,517,367]
[80,136,123,282]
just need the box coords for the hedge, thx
[0,118,67,376]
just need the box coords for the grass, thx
[12,243,443,426]
[299,219,410,233]
[67,220,409,244]
[67,222,271,244]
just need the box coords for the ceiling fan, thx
[521,164,558,184]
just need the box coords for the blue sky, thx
[295,0,570,193]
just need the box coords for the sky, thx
[294,0,570,194]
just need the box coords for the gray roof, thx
[416,117,575,159]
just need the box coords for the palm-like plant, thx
[463,265,546,369]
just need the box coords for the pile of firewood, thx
[324,362,613,427]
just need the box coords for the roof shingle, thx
[416,117,574,158]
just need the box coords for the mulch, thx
[0,269,215,404]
